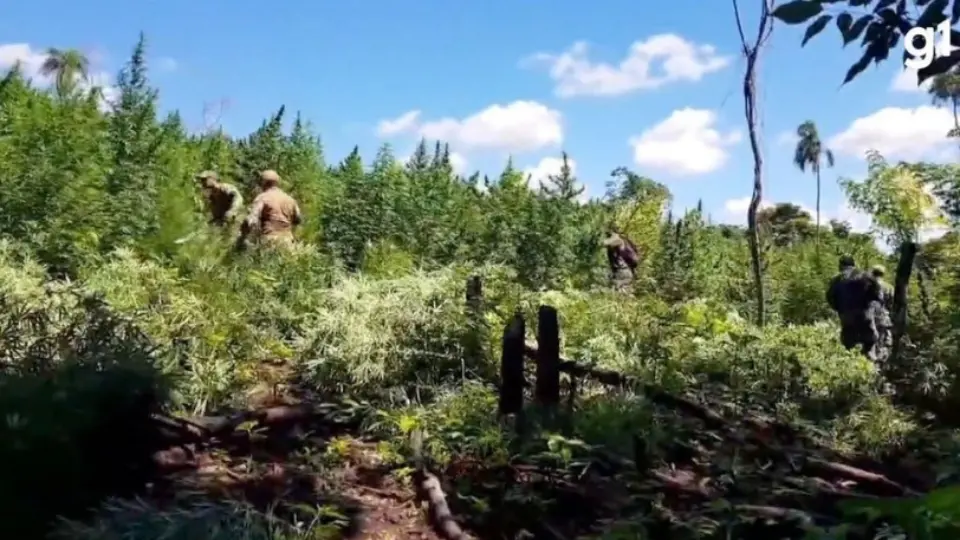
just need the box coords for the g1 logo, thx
[904,19,955,70]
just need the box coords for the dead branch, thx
[648,469,712,497]
[201,98,230,133]
[777,477,881,504]
[414,468,473,540]
[803,458,915,497]
[150,403,360,449]
[150,413,208,443]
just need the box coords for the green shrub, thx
[0,260,169,538]
[53,497,348,540]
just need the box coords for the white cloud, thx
[378,101,563,153]
[448,151,467,173]
[891,66,933,93]
[776,130,798,147]
[523,34,731,97]
[829,106,956,161]
[0,42,118,111]
[723,196,773,219]
[0,43,47,77]
[831,199,950,246]
[832,201,872,233]
[87,72,119,109]
[920,225,951,242]
[376,110,421,137]
[629,108,741,176]
[156,56,178,72]
[523,155,588,201]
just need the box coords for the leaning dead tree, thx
[732,0,774,327]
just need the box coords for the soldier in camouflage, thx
[826,255,882,358]
[602,227,640,290]
[237,170,303,250]
[870,265,894,362]
[871,265,893,308]
[196,171,244,226]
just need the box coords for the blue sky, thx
[1,0,954,230]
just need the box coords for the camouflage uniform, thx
[826,256,881,358]
[603,229,639,289]
[196,171,244,226]
[238,170,302,250]
[869,265,894,363]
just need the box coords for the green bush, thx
[0,252,169,538]
[3,37,960,538]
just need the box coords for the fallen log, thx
[647,469,711,497]
[409,428,472,540]
[151,403,360,447]
[803,458,915,497]
[150,414,208,443]
[414,468,473,540]
[779,475,880,501]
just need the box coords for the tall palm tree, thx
[793,120,834,256]
[928,70,960,136]
[39,48,89,98]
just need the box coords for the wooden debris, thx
[414,468,472,540]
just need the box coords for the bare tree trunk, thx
[815,166,821,262]
[733,0,774,327]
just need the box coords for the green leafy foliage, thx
[773,1,824,24]
[0,248,170,538]
[2,37,960,539]
[774,0,960,84]
[840,150,948,247]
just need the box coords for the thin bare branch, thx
[201,97,231,133]
[732,0,775,327]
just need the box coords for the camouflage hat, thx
[195,170,218,182]
[259,169,281,187]
[839,255,855,268]
[871,264,886,276]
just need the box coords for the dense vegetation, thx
[3,32,960,539]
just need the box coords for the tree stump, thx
[890,241,917,370]
[535,305,560,410]
[498,312,525,417]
